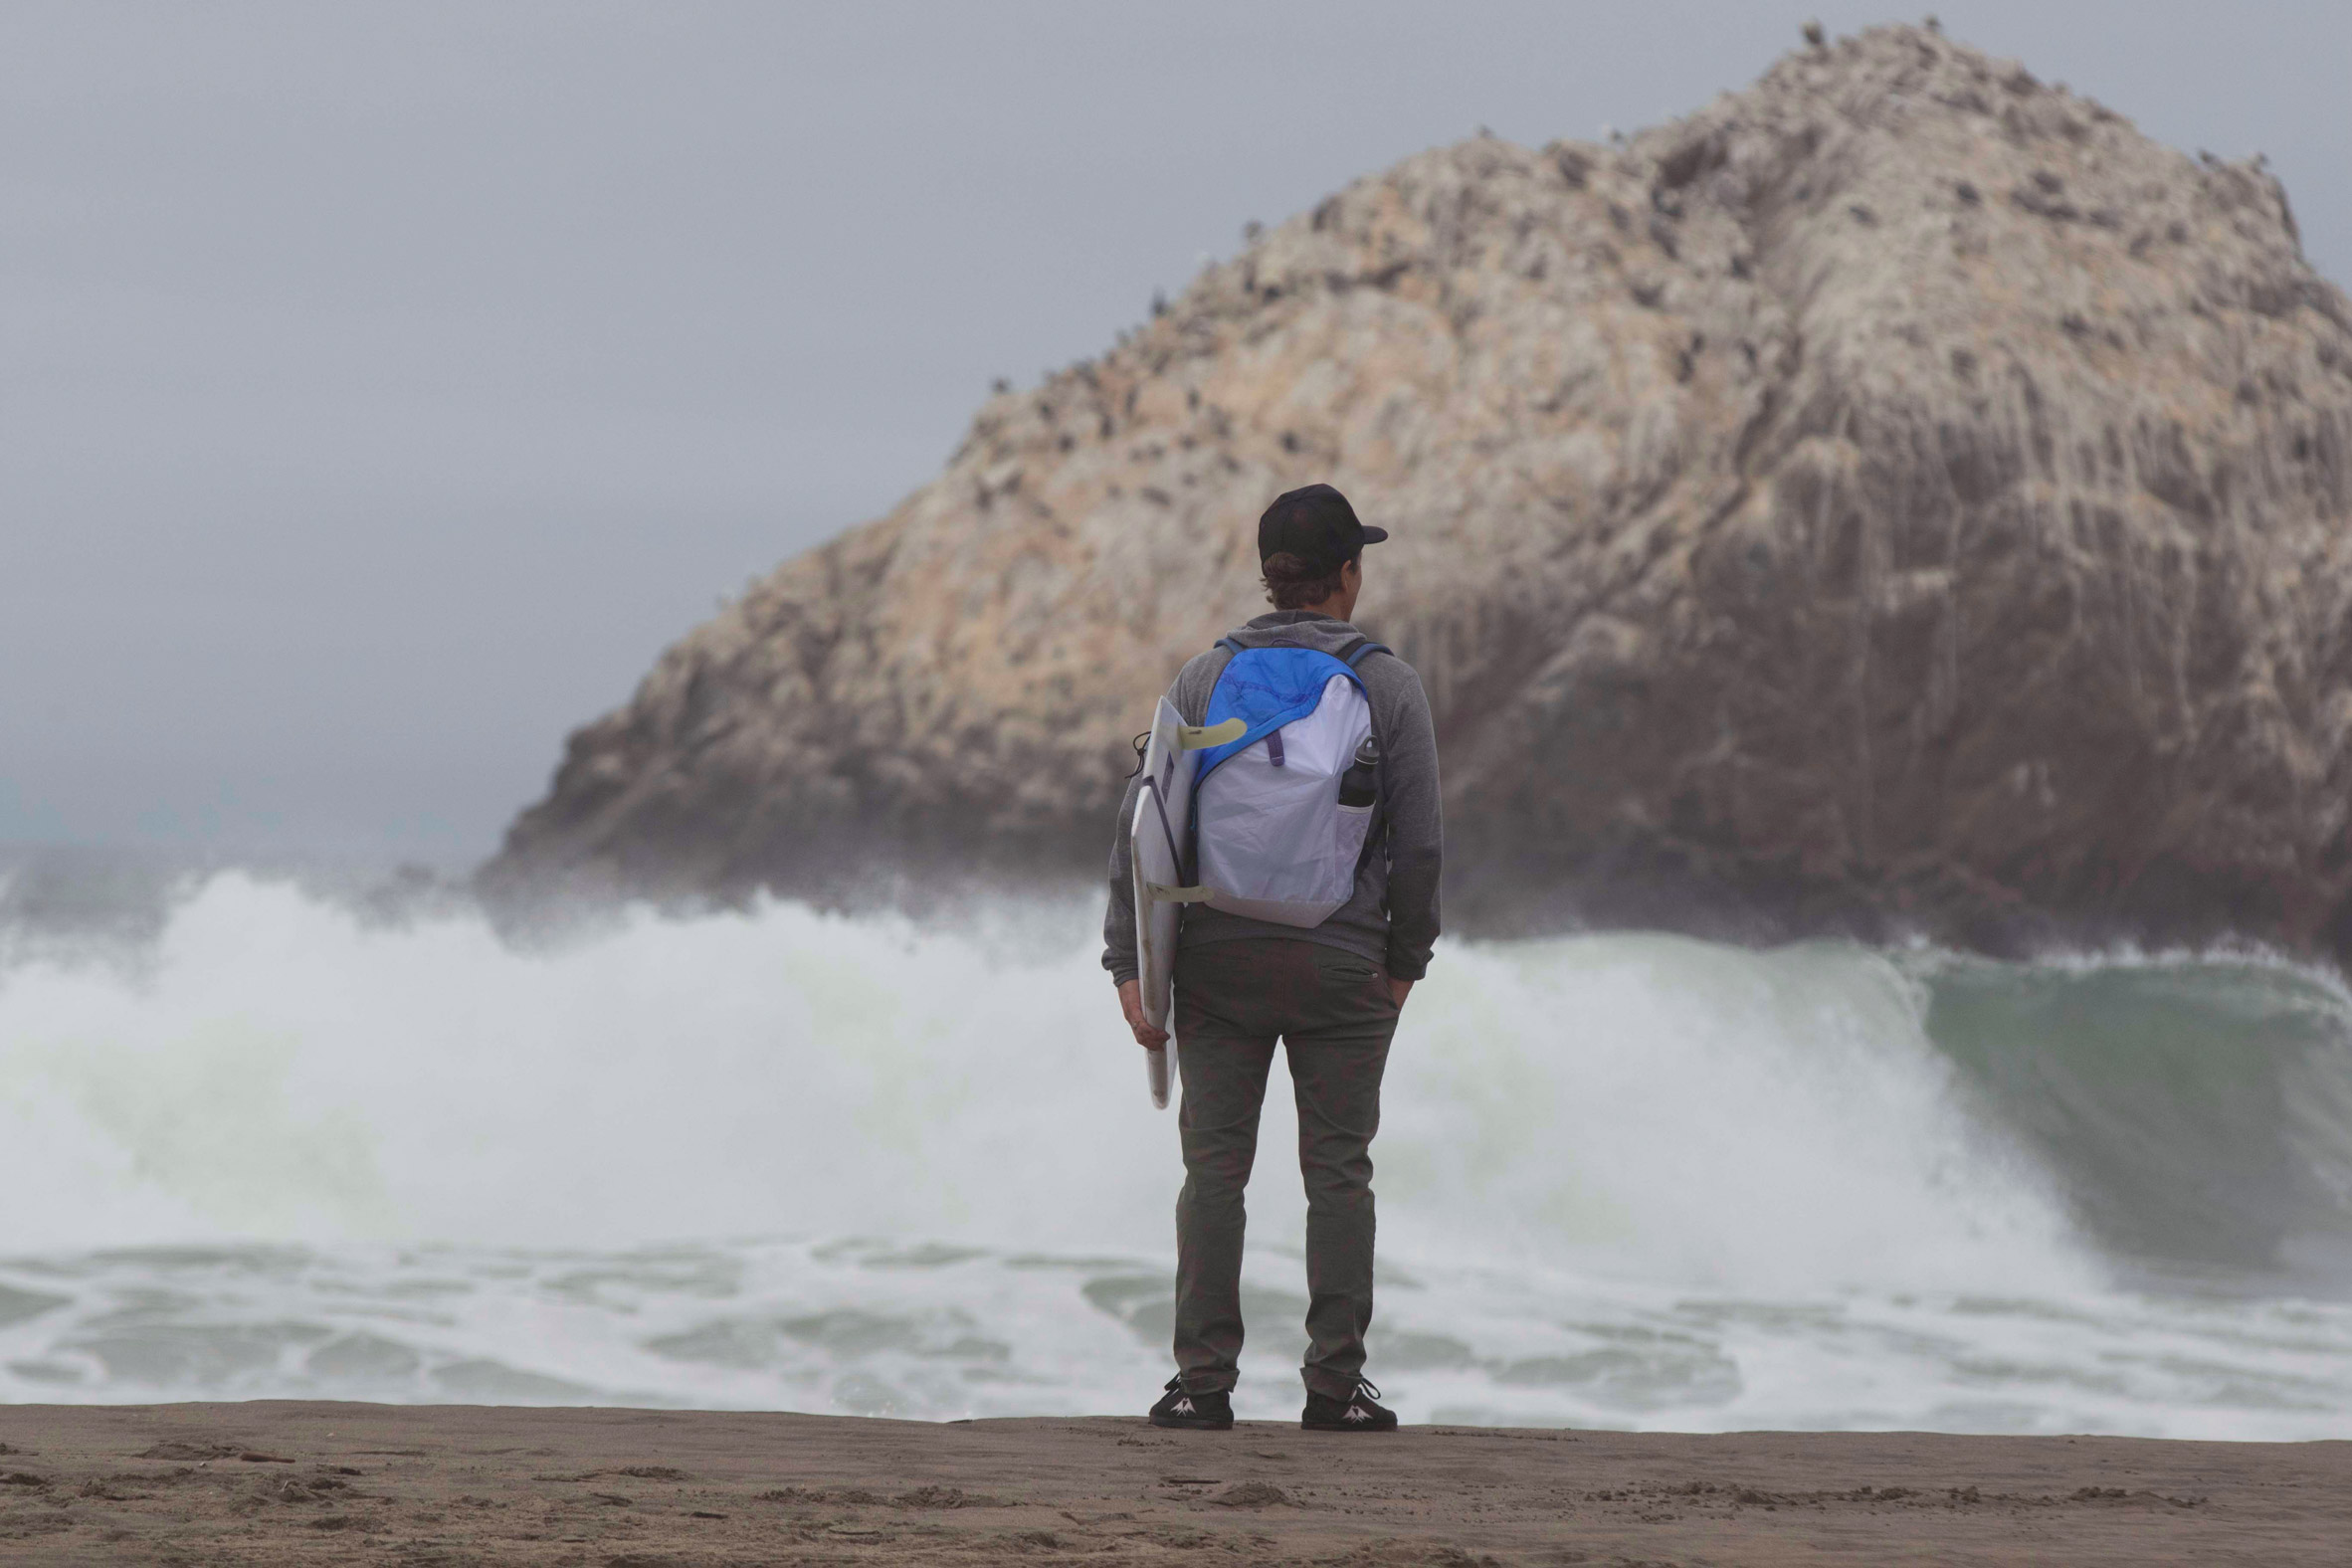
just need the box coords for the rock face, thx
[488,24,2352,960]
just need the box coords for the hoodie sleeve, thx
[1373,660,1443,980]
[1101,752,1148,988]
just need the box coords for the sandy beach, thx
[0,1403,2344,1565]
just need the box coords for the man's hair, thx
[1261,549,1355,610]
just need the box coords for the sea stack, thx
[486,24,2352,961]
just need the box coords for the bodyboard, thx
[1128,698,1242,1108]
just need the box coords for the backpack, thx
[1185,635,1388,928]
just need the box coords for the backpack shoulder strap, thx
[1183,640,1241,725]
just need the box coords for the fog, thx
[4,0,2344,865]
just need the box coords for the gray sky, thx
[5,1,2345,867]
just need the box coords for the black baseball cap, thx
[1258,484,1388,572]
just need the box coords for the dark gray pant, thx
[1171,937,1399,1400]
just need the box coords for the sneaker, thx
[1149,1375,1235,1431]
[1301,1378,1398,1432]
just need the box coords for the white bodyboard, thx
[1127,698,1241,1108]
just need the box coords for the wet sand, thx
[1,1402,2346,1565]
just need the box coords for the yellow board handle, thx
[1176,718,1247,750]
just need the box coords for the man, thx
[1103,483,1442,1433]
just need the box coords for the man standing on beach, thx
[1103,484,1443,1433]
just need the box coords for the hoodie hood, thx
[1220,611,1373,658]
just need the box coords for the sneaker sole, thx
[1300,1417,1399,1432]
[1149,1412,1235,1431]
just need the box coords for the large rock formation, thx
[488,24,2352,959]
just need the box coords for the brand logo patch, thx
[1173,1398,1196,1415]
[1344,1404,1371,1422]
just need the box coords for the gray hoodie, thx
[1102,610,1443,985]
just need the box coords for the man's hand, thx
[1117,978,1170,1051]
[1388,976,1415,1009]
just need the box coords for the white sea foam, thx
[2,872,2348,1435]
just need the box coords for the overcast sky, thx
[4,2,2345,867]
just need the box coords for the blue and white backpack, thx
[1186,636,1387,928]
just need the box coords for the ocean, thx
[2,866,2349,1437]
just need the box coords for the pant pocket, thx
[1307,946,1391,1010]
[1308,947,1375,982]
